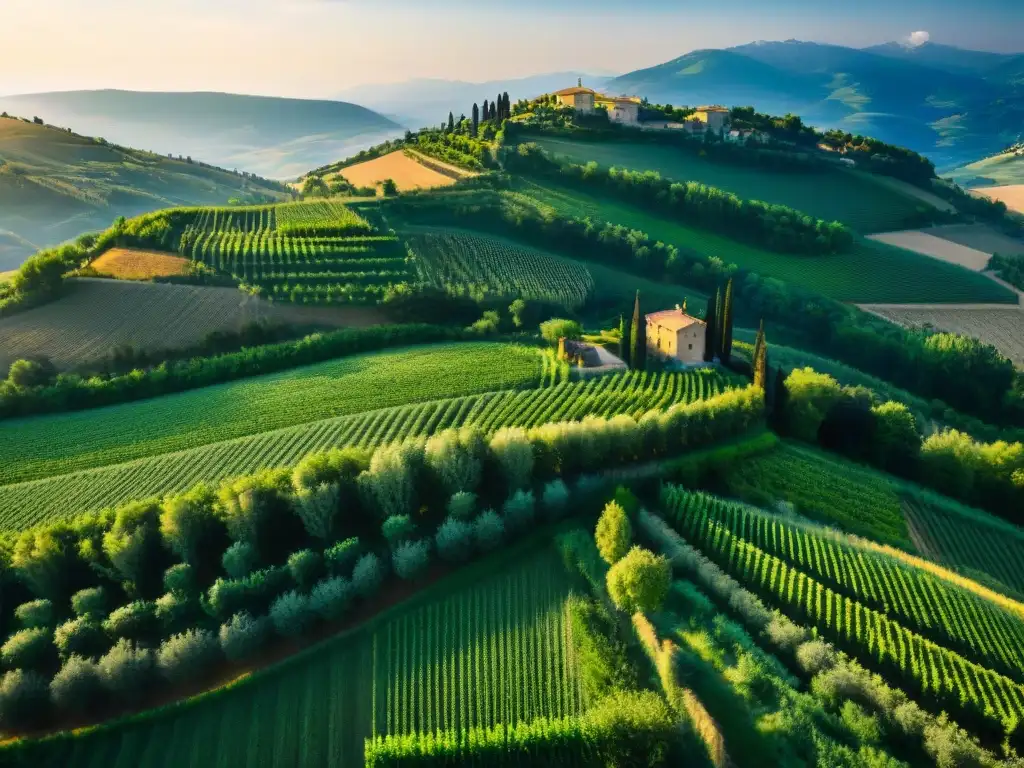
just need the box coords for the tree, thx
[703,287,719,362]
[539,318,582,345]
[381,178,398,196]
[783,368,843,441]
[482,99,489,122]
[595,501,632,564]
[752,320,768,389]
[870,402,921,471]
[502,92,510,121]
[629,291,645,370]
[471,103,480,136]
[720,278,734,363]
[446,112,455,132]
[618,314,630,367]
[606,547,671,613]
[7,358,56,389]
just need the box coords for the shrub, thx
[102,600,157,642]
[583,689,678,766]
[54,617,107,659]
[206,566,291,621]
[324,537,362,576]
[292,482,340,542]
[540,318,583,344]
[218,612,268,662]
[473,509,505,551]
[71,587,108,619]
[163,563,195,597]
[310,576,353,621]
[425,428,484,495]
[764,612,807,652]
[360,441,422,519]
[50,655,102,714]
[382,515,416,548]
[541,479,569,519]
[102,500,163,590]
[841,701,882,745]
[447,491,476,520]
[14,599,53,629]
[606,547,671,614]
[393,540,431,580]
[489,428,534,491]
[287,549,322,590]
[1,627,55,671]
[352,553,385,598]
[0,669,49,730]
[502,489,536,533]
[795,639,837,675]
[435,517,474,563]
[595,501,632,565]
[97,639,154,701]
[222,541,258,579]
[155,591,198,635]
[270,591,312,637]
[159,486,218,565]
[157,629,220,684]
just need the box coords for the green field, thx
[531,136,928,233]
[3,544,582,767]
[514,177,1017,305]
[0,369,737,529]
[0,343,545,486]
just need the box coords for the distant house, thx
[692,105,730,132]
[553,85,597,113]
[728,128,769,144]
[646,306,706,365]
[598,96,642,126]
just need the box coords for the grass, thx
[512,177,1017,305]
[0,368,737,530]
[4,544,581,767]
[0,342,545,486]
[88,248,191,280]
[531,136,929,233]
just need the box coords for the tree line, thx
[505,143,855,255]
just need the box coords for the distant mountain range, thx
[0,91,403,179]
[0,115,288,270]
[605,40,1024,168]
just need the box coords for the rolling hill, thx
[0,90,404,179]
[0,115,289,270]
[605,39,1024,167]
[947,144,1024,187]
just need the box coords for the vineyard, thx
[408,229,596,309]
[658,486,1024,737]
[174,199,413,304]
[0,343,546,487]
[5,546,582,768]
[0,368,736,529]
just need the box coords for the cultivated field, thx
[0,368,737,529]
[972,184,1024,214]
[515,178,1017,305]
[860,305,1024,368]
[928,223,1024,257]
[340,150,463,192]
[0,342,546,487]
[6,546,582,768]
[530,136,929,233]
[867,230,992,271]
[89,247,191,279]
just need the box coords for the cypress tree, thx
[630,291,645,371]
[471,103,480,136]
[618,314,630,366]
[720,278,734,364]
[491,101,498,121]
[482,99,489,123]
[753,320,768,389]
[447,112,455,132]
[703,288,719,362]
[503,92,511,121]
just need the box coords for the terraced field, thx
[531,137,929,233]
[514,178,1017,305]
[0,343,545,486]
[4,545,581,768]
[0,368,736,529]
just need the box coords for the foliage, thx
[71,587,108,619]
[489,428,534,491]
[435,517,474,563]
[14,599,53,629]
[53,617,107,660]
[424,428,484,495]
[310,576,353,621]
[325,537,362,576]
[446,491,477,521]
[49,655,102,714]
[156,629,220,684]
[287,549,322,591]
[540,318,583,345]
[473,509,505,551]
[0,669,49,730]
[1,627,55,672]
[352,553,385,598]
[606,547,671,614]
[270,591,313,638]
[97,639,154,702]
[222,541,258,580]
[392,540,431,580]
[541,479,570,519]
[218,612,268,662]
[103,600,157,643]
[502,490,536,534]
[595,501,632,565]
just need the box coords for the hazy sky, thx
[1,0,1021,98]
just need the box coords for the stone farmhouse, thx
[646,305,706,365]
[553,83,731,134]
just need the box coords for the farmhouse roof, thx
[646,308,705,332]
[695,105,729,113]
[553,86,597,96]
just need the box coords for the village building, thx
[692,105,731,132]
[598,95,642,126]
[553,85,597,113]
[646,305,706,365]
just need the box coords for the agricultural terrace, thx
[87,248,190,280]
[973,185,1024,215]
[0,342,546,486]
[339,150,465,192]
[4,544,584,767]
[928,223,1024,257]
[514,178,1017,305]
[407,228,596,309]
[860,305,1024,368]
[529,136,929,233]
[0,279,369,373]
[0,368,738,528]
[657,487,1024,737]
[867,231,992,272]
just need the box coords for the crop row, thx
[0,369,730,529]
[409,230,595,310]
[274,199,372,236]
[662,487,1024,683]
[658,488,1024,734]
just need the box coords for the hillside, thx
[606,40,1024,167]
[0,90,404,179]
[0,116,288,269]
[947,145,1024,187]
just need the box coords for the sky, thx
[1,0,1022,98]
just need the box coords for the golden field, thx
[89,248,191,280]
